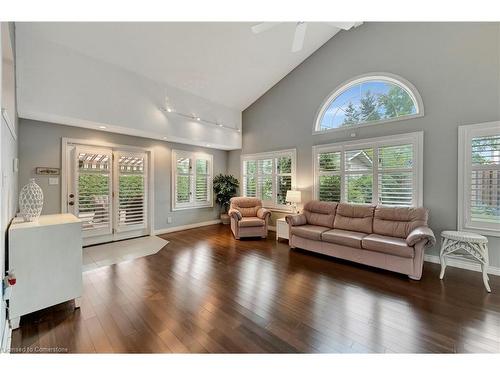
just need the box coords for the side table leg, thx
[481,264,491,293]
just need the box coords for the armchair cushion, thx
[239,217,266,227]
[406,226,436,247]
[285,214,307,226]
[257,207,271,220]
[228,208,242,221]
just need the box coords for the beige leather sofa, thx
[286,201,435,280]
[228,197,271,239]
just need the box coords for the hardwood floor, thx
[10,224,500,353]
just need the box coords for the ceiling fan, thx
[251,22,360,53]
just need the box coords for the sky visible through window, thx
[320,80,417,130]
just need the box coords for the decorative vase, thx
[19,178,44,222]
[220,213,230,225]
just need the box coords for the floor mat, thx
[82,236,168,272]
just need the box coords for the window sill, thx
[171,204,214,212]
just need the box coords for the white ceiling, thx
[17,22,354,110]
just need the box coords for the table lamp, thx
[286,190,301,214]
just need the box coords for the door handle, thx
[69,201,75,206]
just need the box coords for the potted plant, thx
[213,174,239,225]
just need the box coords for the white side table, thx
[439,230,490,292]
[276,217,289,242]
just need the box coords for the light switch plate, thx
[49,177,59,185]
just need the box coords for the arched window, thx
[314,73,424,133]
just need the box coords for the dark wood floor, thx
[10,224,500,353]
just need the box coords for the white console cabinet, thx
[8,214,82,329]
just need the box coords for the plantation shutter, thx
[116,152,147,231]
[176,156,192,205]
[276,156,292,205]
[378,144,414,206]
[195,158,210,203]
[318,151,341,202]
[258,158,273,203]
[75,148,113,237]
[345,148,373,204]
[243,160,257,197]
[172,150,213,210]
[470,135,500,223]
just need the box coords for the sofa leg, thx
[408,275,421,281]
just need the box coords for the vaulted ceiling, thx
[17,22,359,110]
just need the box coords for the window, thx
[458,122,500,236]
[172,150,213,210]
[314,73,424,133]
[241,149,296,210]
[313,132,423,207]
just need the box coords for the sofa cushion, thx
[362,234,414,258]
[321,229,368,249]
[303,201,337,228]
[291,225,331,241]
[373,206,428,239]
[334,203,375,234]
[239,217,265,227]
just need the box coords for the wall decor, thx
[36,167,60,176]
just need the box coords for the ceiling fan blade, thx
[326,22,358,30]
[291,22,307,52]
[251,22,281,34]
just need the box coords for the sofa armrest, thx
[257,207,271,220]
[285,214,307,226]
[407,226,436,248]
[228,208,242,221]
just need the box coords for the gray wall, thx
[18,119,228,231]
[229,22,500,266]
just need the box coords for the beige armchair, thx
[228,197,271,239]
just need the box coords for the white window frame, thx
[458,121,500,237]
[313,72,424,135]
[313,131,423,207]
[171,149,213,211]
[240,149,297,212]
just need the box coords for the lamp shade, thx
[286,190,301,203]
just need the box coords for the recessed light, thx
[196,117,201,122]
[237,129,241,132]
[206,144,210,147]
[162,137,167,140]
[218,123,223,127]
[166,107,172,113]
[99,126,106,129]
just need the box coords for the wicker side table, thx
[439,230,490,292]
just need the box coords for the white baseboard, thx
[154,220,221,235]
[1,319,11,353]
[424,254,500,276]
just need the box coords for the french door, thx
[67,145,149,246]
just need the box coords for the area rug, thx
[82,236,169,272]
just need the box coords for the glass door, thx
[71,146,113,243]
[113,151,148,239]
[67,145,150,245]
